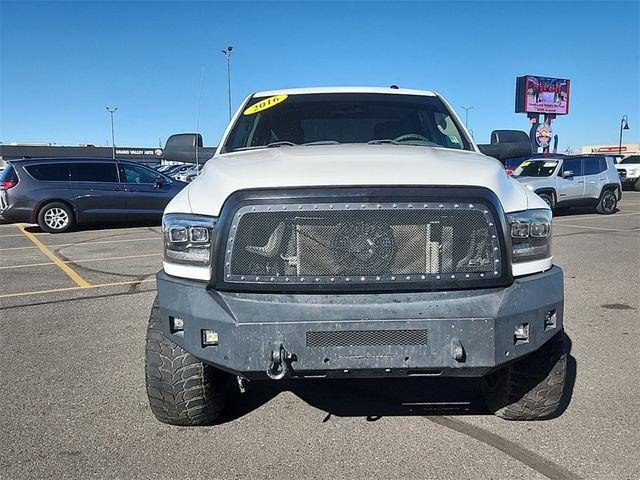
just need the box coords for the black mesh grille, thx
[306,329,428,347]
[222,201,503,287]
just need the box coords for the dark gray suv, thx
[0,158,187,233]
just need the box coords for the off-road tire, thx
[145,298,228,425]
[596,189,617,214]
[538,193,554,210]
[482,330,567,420]
[37,202,74,233]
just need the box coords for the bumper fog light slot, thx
[545,309,557,330]
[514,323,529,345]
[202,329,219,347]
[169,316,184,334]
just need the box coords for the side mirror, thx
[163,133,217,163]
[154,176,164,188]
[477,130,532,164]
[562,170,574,178]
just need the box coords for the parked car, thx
[615,155,640,191]
[0,158,187,233]
[146,86,568,426]
[513,154,622,213]
[174,165,202,182]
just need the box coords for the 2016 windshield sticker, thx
[243,95,288,115]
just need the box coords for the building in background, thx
[0,143,163,166]
[581,143,640,156]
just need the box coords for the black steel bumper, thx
[156,266,564,380]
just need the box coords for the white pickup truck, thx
[616,155,640,191]
[145,86,566,425]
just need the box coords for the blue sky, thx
[1,0,638,151]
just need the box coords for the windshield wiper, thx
[302,140,341,146]
[367,139,399,145]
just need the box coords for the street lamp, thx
[619,115,630,155]
[221,46,233,121]
[460,106,474,129]
[106,106,118,159]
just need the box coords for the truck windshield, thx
[223,92,472,153]
[513,160,559,177]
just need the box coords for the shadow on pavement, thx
[217,333,577,424]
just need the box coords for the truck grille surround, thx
[217,188,510,292]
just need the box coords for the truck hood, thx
[166,144,536,216]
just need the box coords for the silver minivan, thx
[513,155,622,214]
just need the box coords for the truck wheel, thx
[537,193,554,210]
[482,330,567,420]
[145,298,228,425]
[37,202,74,233]
[596,189,617,214]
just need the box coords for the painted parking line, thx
[0,236,160,252]
[0,253,162,270]
[0,278,156,300]
[16,224,91,288]
[553,212,640,222]
[553,223,638,233]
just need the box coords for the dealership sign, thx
[535,123,553,148]
[515,76,570,115]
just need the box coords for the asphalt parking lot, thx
[1,192,639,480]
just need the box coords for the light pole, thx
[221,46,233,121]
[619,115,630,155]
[460,106,474,129]
[106,106,118,159]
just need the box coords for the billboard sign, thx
[515,76,570,115]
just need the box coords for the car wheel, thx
[538,193,554,210]
[145,297,229,425]
[596,189,617,214]
[37,202,74,233]
[482,330,567,420]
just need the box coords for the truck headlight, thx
[163,213,217,266]
[507,209,552,263]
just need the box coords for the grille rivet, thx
[424,204,429,208]
[225,262,230,267]
[282,206,287,210]
[439,204,444,208]
[361,204,366,209]
[376,276,381,281]
[408,204,413,208]
[391,276,396,281]
[421,275,426,280]
[469,204,474,208]
[300,277,305,282]
[494,271,499,275]
[495,259,500,263]
[226,274,231,278]
[377,204,381,209]
[489,222,494,227]
[227,250,231,254]
[240,276,245,280]
[345,204,350,209]
[492,235,496,239]
[285,277,290,282]
[480,273,484,277]
[392,204,397,208]
[252,207,256,211]
[436,275,441,279]
[454,204,459,208]
[298,205,302,210]
[465,274,470,278]
[345,277,350,282]
[255,276,260,281]
[314,205,318,209]
[232,225,237,229]
[451,275,456,279]
[360,277,365,281]
[493,247,498,251]
[329,204,334,209]
[267,206,271,211]
[270,277,275,282]
[315,278,320,282]
[484,210,489,214]
[406,276,411,280]
[330,277,335,282]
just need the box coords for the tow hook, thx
[266,344,296,380]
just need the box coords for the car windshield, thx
[513,160,559,177]
[223,92,472,153]
[619,155,640,165]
